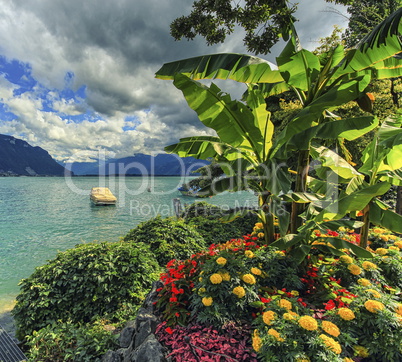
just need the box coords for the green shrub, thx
[25,319,118,362]
[13,241,161,338]
[183,201,257,244]
[123,215,206,266]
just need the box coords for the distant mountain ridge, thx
[0,134,67,176]
[64,153,210,176]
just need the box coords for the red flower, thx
[324,299,336,310]
[165,327,174,335]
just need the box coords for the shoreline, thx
[0,301,17,339]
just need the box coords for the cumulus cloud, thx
[0,0,347,161]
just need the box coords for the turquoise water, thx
[0,176,257,309]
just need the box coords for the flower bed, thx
[154,227,402,361]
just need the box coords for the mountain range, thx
[0,134,66,176]
[63,153,209,176]
[0,134,209,176]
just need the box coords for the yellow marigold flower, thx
[375,248,388,255]
[202,297,213,306]
[268,328,285,342]
[298,316,318,331]
[340,255,353,264]
[262,310,276,325]
[358,278,371,286]
[343,358,354,362]
[218,271,231,281]
[347,264,362,275]
[291,290,299,296]
[395,304,402,316]
[321,321,340,337]
[242,274,256,285]
[354,345,369,358]
[245,250,254,258]
[278,299,292,311]
[338,226,346,232]
[389,235,397,240]
[252,330,262,352]
[198,287,206,294]
[380,235,389,242]
[319,334,342,354]
[233,286,246,298]
[255,222,263,229]
[283,312,295,320]
[364,299,385,313]
[394,241,402,249]
[216,257,227,265]
[389,246,399,251]
[257,232,265,238]
[362,261,377,271]
[199,277,203,282]
[209,273,223,284]
[251,267,262,276]
[366,289,381,299]
[373,228,384,234]
[337,308,355,321]
[275,250,285,256]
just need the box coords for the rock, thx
[102,281,166,362]
[119,321,136,348]
[128,334,166,362]
[102,350,122,362]
[143,281,163,311]
[134,319,152,349]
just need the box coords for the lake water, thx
[0,176,257,311]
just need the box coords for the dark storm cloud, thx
[0,0,346,159]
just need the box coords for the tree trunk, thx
[290,149,310,234]
[396,186,402,215]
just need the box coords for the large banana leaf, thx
[311,145,363,181]
[155,53,282,83]
[370,200,402,234]
[285,116,378,152]
[359,118,402,175]
[271,74,371,158]
[332,8,402,81]
[277,46,321,91]
[172,73,265,157]
[314,181,391,222]
[165,136,246,161]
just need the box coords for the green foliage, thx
[170,0,297,54]
[123,215,206,266]
[191,241,302,327]
[182,201,257,244]
[13,241,160,338]
[25,319,118,362]
[341,0,402,48]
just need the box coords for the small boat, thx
[90,187,117,205]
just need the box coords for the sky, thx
[0,0,348,162]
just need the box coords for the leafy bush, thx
[25,319,118,362]
[156,321,258,362]
[183,201,257,244]
[154,228,402,361]
[13,241,161,338]
[123,215,206,266]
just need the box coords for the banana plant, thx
[165,73,289,243]
[280,115,402,256]
[156,7,402,249]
